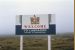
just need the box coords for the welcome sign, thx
[22,15,49,29]
[16,14,56,35]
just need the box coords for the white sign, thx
[22,14,49,29]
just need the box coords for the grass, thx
[23,36,48,50]
[0,33,74,50]
[51,33,74,50]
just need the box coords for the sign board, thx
[16,14,56,35]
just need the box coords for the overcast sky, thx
[0,0,74,36]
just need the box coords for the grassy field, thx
[0,36,20,50]
[51,33,74,50]
[0,33,74,50]
[0,36,48,50]
[23,36,48,50]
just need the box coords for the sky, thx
[0,0,74,36]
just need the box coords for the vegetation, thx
[0,36,48,50]
[51,33,74,50]
[23,36,48,50]
[0,33,74,50]
[0,36,20,50]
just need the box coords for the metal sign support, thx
[48,35,51,50]
[20,35,23,50]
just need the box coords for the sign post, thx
[16,14,56,50]
[48,35,51,50]
[20,35,23,50]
